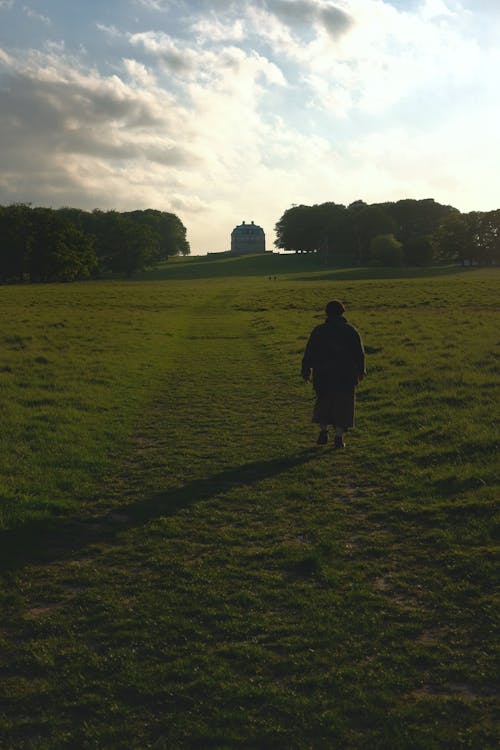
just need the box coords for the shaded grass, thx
[0,265,498,748]
[136,252,473,282]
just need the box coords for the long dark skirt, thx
[312,387,356,428]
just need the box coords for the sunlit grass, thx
[0,282,194,528]
[0,262,498,748]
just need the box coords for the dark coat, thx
[301,316,366,394]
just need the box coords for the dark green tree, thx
[28,208,96,282]
[274,205,321,252]
[370,233,403,265]
[274,202,348,258]
[403,235,434,265]
[275,200,394,264]
[382,198,456,247]
[483,209,500,265]
[125,209,190,259]
[347,204,396,264]
[0,203,33,282]
[92,211,160,277]
[433,212,471,264]
[465,210,500,265]
[315,202,348,262]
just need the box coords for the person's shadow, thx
[0,448,318,573]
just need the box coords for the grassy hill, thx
[0,264,498,748]
[136,251,325,280]
[137,252,475,281]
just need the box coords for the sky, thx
[0,0,499,254]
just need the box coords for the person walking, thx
[301,300,366,448]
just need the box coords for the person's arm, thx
[352,328,366,381]
[301,330,316,382]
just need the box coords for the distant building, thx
[231,220,266,254]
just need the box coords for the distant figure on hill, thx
[301,300,366,448]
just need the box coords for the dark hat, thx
[325,300,345,317]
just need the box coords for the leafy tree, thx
[274,205,321,252]
[28,208,96,282]
[433,212,470,264]
[65,207,189,275]
[483,209,500,265]
[348,205,396,264]
[0,203,33,282]
[316,203,349,262]
[125,209,190,259]
[465,210,500,265]
[1,204,190,282]
[370,234,403,265]
[274,197,466,266]
[383,198,456,246]
[117,220,160,277]
[57,207,91,232]
[403,235,434,266]
[91,211,160,277]
[275,200,394,264]
[274,202,349,258]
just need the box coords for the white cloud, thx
[191,17,246,42]
[252,0,493,121]
[22,4,51,25]
[0,47,201,208]
[96,23,124,40]
[247,6,301,59]
[0,34,288,244]
[129,30,287,87]
[345,102,500,212]
[133,0,171,11]
[420,0,455,21]
[122,58,158,87]
[0,47,13,65]
[0,0,499,252]
[129,31,200,74]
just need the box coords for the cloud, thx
[129,29,286,87]
[0,47,12,65]
[267,0,318,25]
[420,0,455,21]
[169,193,210,213]
[22,5,51,25]
[252,0,493,121]
[344,102,500,212]
[133,0,172,11]
[0,46,201,212]
[191,17,246,42]
[265,0,353,38]
[320,4,354,35]
[0,33,288,234]
[96,23,124,40]
[129,31,198,74]
[122,57,158,87]
[0,0,499,253]
[0,0,13,9]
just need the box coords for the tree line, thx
[0,205,190,283]
[274,199,500,266]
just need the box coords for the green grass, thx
[137,253,475,281]
[0,259,498,749]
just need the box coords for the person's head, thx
[325,300,345,318]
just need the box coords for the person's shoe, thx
[334,435,345,449]
[316,429,328,445]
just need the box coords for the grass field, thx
[0,257,498,749]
